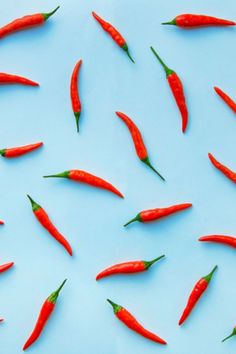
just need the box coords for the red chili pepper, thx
[27,195,72,256]
[92,12,134,63]
[0,73,38,86]
[0,142,43,158]
[116,111,165,180]
[44,170,124,198]
[23,279,66,351]
[0,220,4,225]
[162,14,235,27]
[199,235,236,249]
[107,299,167,345]
[222,326,236,342]
[214,87,236,114]
[0,262,14,273]
[0,6,60,40]
[124,203,192,227]
[70,60,82,132]
[150,46,188,133]
[96,255,165,280]
[208,153,236,183]
[179,266,217,326]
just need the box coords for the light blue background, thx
[0,0,235,353]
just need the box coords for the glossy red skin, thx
[3,142,43,158]
[0,14,45,39]
[0,73,39,86]
[167,73,188,132]
[34,208,72,256]
[96,261,146,280]
[70,60,82,114]
[140,203,192,222]
[199,235,236,248]
[208,153,236,183]
[175,14,235,27]
[116,307,167,345]
[68,170,124,198]
[214,87,236,114]
[0,262,14,273]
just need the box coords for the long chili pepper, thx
[23,279,66,351]
[150,46,188,133]
[0,73,38,86]
[116,112,165,180]
[214,87,236,114]
[44,170,124,198]
[92,12,135,63]
[107,299,167,345]
[0,142,43,158]
[199,235,236,249]
[27,195,72,256]
[208,153,236,183]
[0,262,14,273]
[124,203,192,227]
[70,60,82,132]
[96,255,165,280]
[222,326,236,342]
[162,14,235,27]
[179,266,217,326]
[0,6,60,40]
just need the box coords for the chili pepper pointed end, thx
[43,6,60,21]
[107,299,122,313]
[144,255,165,270]
[74,112,81,133]
[124,214,140,227]
[122,44,135,63]
[204,265,218,283]
[142,157,165,181]
[222,328,236,342]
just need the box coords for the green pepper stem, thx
[203,265,218,283]
[222,328,236,342]
[27,195,41,212]
[122,44,135,63]
[43,171,69,179]
[43,6,60,21]
[74,112,81,133]
[162,19,177,26]
[0,149,6,157]
[144,255,165,270]
[48,279,67,304]
[124,214,140,227]
[150,46,173,76]
[107,299,122,314]
[142,157,165,181]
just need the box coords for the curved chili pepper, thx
[0,142,43,158]
[70,60,82,132]
[107,299,167,344]
[208,153,236,183]
[222,326,236,342]
[150,47,188,133]
[162,14,235,27]
[96,255,165,280]
[0,73,38,86]
[92,12,134,63]
[0,262,14,273]
[124,203,192,227]
[214,87,236,114]
[199,235,236,249]
[116,111,165,180]
[179,266,217,326]
[23,279,66,351]
[44,170,124,198]
[0,6,60,40]
[27,195,72,256]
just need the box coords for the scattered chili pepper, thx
[96,255,165,280]
[0,73,39,86]
[44,170,124,198]
[27,195,72,256]
[0,142,43,158]
[124,203,192,227]
[208,153,236,184]
[179,266,217,326]
[222,326,236,342]
[0,262,14,273]
[150,46,188,133]
[70,60,82,132]
[116,111,165,180]
[162,14,235,27]
[107,299,167,344]
[23,279,66,351]
[0,220,4,225]
[92,12,134,63]
[0,6,60,40]
[199,235,236,249]
[214,87,236,114]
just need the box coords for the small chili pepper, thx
[0,6,60,40]
[222,326,236,342]
[96,255,165,280]
[107,299,167,344]
[124,203,192,227]
[0,142,43,158]
[92,12,134,63]
[44,170,124,198]
[150,46,188,133]
[70,60,82,132]
[0,262,14,273]
[23,279,66,351]
[27,195,72,256]
[179,266,217,326]
[208,153,236,183]
[0,73,38,86]
[116,111,165,180]
[199,235,236,249]
[0,220,4,225]
[214,87,236,114]
[162,14,235,27]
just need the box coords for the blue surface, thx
[0,0,235,353]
